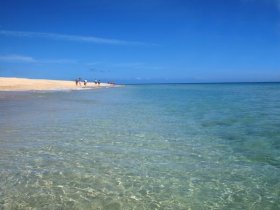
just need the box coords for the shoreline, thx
[0,77,117,91]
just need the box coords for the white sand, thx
[0,77,115,91]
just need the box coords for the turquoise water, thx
[0,84,280,209]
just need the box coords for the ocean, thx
[0,83,279,209]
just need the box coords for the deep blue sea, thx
[0,83,280,209]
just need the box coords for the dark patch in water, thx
[248,154,280,168]
[201,119,236,128]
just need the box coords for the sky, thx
[0,0,280,83]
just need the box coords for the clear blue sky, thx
[0,0,280,83]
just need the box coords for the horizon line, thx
[1,76,279,85]
[123,81,280,85]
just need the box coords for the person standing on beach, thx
[75,78,79,86]
[84,80,87,86]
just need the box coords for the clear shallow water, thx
[0,84,280,210]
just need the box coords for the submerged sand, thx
[0,77,115,91]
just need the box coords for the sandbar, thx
[0,77,115,91]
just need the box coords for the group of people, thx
[75,78,101,87]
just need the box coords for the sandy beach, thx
[0,77,115,91]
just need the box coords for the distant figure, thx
[78,77,82,86]
[94,80,98,85]
[75,78,79,86]
[108,81,115,85]
[98,80,101,85]
[84,80,87,86]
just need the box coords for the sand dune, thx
[0,77,114,91]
